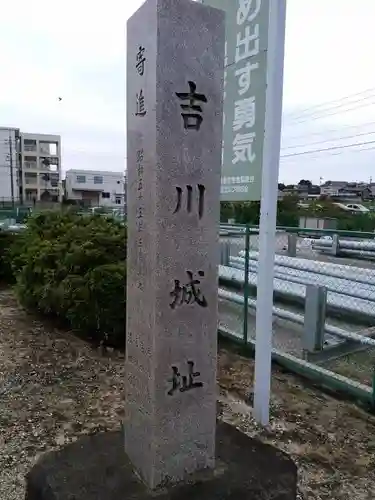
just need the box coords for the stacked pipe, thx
[218,288,375,347]
[312,236,375,260]
[218,251,375,323]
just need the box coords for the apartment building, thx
[20,133,62,203]
[65,169,125,208]
[0,127,20,204]
[0,127,62,204]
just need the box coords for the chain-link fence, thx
[219,222,375,408]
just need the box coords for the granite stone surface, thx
[126,0,225,489]
[25,422,297,500]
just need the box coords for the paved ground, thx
[219,298,305,357]
[1,287,375,499]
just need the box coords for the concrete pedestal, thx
[25,422,297,500]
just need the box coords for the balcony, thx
[23,145,37,153]
[40,157,59,172]
[23,161,38,169]
[24,177,38,187]
[40,183,60,192]
[25,189,38,201]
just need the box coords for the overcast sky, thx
[1,0,375,184]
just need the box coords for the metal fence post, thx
[220,240,230,266]
[287,233,297,257]
[243,224,251,344]
[303,284,327,356]
[332,233,340,256]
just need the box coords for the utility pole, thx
[8,131,15,208]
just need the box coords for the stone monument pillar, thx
[125,0,225,489]
[22,3,296,497]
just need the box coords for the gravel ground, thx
[1,287,375,500]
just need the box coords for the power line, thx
[284,99,375,126]
[280,139,375,159]
[282,119,375,141]
[281,129,375,151]
[284,94,375,124]
[280,144,375,163]
[354,145,375,153]
[283,86,375,119]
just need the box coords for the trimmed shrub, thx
[14,210,126,347]
[0,232,19,283]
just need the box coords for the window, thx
[94,175,103,184]
[76,175,86,183]
[115,197,122,205]
[39,141,58,155]
[24,139,37,152]
[102,192,110,199]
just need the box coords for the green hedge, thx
[0,232,18,283]
[11,211,126,347]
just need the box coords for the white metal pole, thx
[253,0,287,426]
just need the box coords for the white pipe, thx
[314,246,375,260]
[338,249,375,259]
[220,228,375,251]
[218,288,375,347]
[219,265,375,320]
[312,238,375,251]
[238,250,375,285]
[230,256,375,302]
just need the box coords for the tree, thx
[298,179,312,187]
[220,202,235,222]
[277,194,299,226]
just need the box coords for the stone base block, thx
[25,422,297,500]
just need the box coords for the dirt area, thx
[218,348,375,500]
[325,348,375,386]
[0,287,375,500]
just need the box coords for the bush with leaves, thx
[0,232,19,283]
[14,210,126,347]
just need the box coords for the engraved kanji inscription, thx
[167,361,203,396]
[136,149,144,163]
[136,89,146,117]
[173,184,205,219]
[170,270,208,309]
[136,148,145,232]
[175,81,207,131]
[136,46,146,76]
